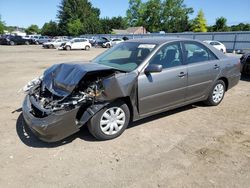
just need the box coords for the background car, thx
[96,37,112,48]
[111,38,124,46]
[34,36,51,44]
[0,35,33,45]
[59,38,91,50]
[204,40,227,53]
[240,53,250,74]
[43,39,68,49]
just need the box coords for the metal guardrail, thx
[82,31,250,52]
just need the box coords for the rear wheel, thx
[10,41,15,45]
[25,41,30,45]
[49,44,54,49]
[88,101,130,140]
[204,80,226,106]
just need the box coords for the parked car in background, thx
[43,39,68,49]
[96,37,112,48]
[240,53,250,74]
[111,38,124,46]
[0,35,33,45]
[204,40,226,53]
[34,36,51,44]
[22,38,240,142]
[58,38,91,50]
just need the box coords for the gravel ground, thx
[0,45,249,188]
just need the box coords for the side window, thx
[149,42,183,68]
[184,42,214,64]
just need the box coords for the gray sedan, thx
[22,38,241,142]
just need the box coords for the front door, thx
[138,42,188,115]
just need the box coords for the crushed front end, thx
[21,63,118,142]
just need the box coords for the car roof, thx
[128,37,195,45]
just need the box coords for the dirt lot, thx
[0,45,249,188]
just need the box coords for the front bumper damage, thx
[22,95,81,142]
[21,62,138,142]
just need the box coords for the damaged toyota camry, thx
[22,38,241,142]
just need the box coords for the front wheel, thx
[65,45,71,51]
[85,45,90,51]
[204,80,226,106]
[87,101,130,140]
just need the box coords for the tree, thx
[126,0,145,26]
[25,24,40,34]
[57,0,101,35]
[230,23,250,31]
[191,9,207,32]
[67,19,82,36]
[213,17,228,32]
[41,21,58,36]
[142,0,162,32]
[161,0,193,32]
[0,15,5,34]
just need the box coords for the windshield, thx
[92,42,157,72]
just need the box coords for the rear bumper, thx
[22,95,81,142]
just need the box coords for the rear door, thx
[138,42,188,115]
[183,41,221,101]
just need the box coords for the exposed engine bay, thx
[24,67,118,118]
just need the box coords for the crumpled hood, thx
[43,62,115,97]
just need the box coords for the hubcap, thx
[100,107,125,135]
[212,83,224,103]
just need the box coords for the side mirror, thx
[144,64,163,74]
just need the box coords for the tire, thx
[65,45,71,51]
[85,45,90,51]
[49,44,54,49]
[204,80,226,106]
[106,43,111,48]
[35,41,39,45]
[10,41,15,46]
[87,101,130,140]
[25,41,30,45]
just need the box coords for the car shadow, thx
[16,103,201,148]
[241,74,250,82]
[128,104,198,129]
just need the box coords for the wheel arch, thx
[218,77,229,91]
[115,97,134,123]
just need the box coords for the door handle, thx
[178,72,187,78]
[214,64,220,69]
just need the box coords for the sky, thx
[0,0,249,28]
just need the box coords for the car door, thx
[183,41,221,101]
[138,42,188,115]
[71,39,80,49]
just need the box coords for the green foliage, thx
[142,0,161,32]
[41,21,58,36]
[0,15,5,34]
[126,0,144,26]
[25,24,40,34]
[161,0,193,32]
[57,0,101,35]
[230,23,250,31]
[126,0,193,33]
[213,17,228,32]
[67,19,82,36]
[99,16,128,34]
[191,9,207,32]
